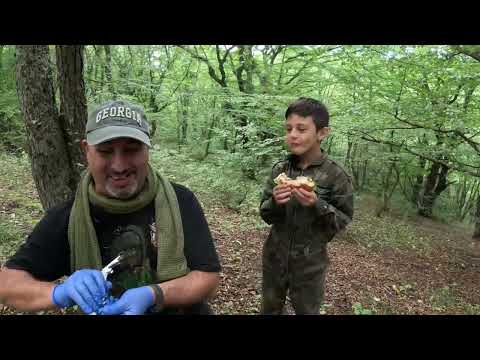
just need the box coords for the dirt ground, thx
[205,199,480,315]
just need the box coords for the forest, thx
[0,45,479,314]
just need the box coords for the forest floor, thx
[1,150,479,315]
[205,195,480,315]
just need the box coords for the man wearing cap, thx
[0,100,221,315]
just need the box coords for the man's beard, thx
[105,178,140,199]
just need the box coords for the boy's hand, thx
[292,187,317,207]
[273,184,292,205]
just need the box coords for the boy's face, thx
[82,137,149,199]
[286,114,329,156]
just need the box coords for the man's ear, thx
[80,139,89,155]
[317,127,330,142]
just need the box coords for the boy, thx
[259,97,353,314]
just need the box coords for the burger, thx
[274,172,315,192]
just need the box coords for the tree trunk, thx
[361,157,369,189]
[473,188,480,236]
[55,46,88,191]
[103,45,115,98]
[222,117,229,151]
[175,97,188,146]
[203,98,218,159]
[0,45,4,74]
[85,47,94,94]
[347,141,360,190]
[117,46,133,96]
[345,139,353,170]
[472,195,480,256]
[376,159,400,217]
[376,135,399,217]
[147,49,159,112]
[15,45,76,210]
[93,45,104,100]
[412,157,426,204]
[179,93,189,145]
[232,46,254,147]
[417,161,449,217]
[450,175,480,221]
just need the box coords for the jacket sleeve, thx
[313,172,354,235]
[259,164,286,225]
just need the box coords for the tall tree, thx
[15,45,76,210]
[451,45,480,253]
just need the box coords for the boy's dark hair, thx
[285,97,329,130]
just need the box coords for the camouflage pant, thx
[261,239,329,315]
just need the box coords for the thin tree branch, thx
[284,57,315,85]
[355,130,480,176]
[177,45,225,87]
[451,45,480,62]
[385,110,480,154]
[269,45,286,65]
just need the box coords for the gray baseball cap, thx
[86,100,151,147]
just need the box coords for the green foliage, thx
[0,153,41,264]
[463,303,480,315]
[0,90,24,152]
[348,195,437,254]
[149,146,262,215]
[428,286,459,312]
[335,46,480,176]
[0,220,24,265]
[318,303,333,315]
[0,152,43,223]
[352,302,376,315]
[0,46,25,152]
[3,44,480,231]
[427,284,480,314]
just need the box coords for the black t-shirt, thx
[6,182,221,289]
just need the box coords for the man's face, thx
[82,138,149,199]
[285,114,329,156]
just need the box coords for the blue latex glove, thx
[98,286,155,315]
[51,269,112,314]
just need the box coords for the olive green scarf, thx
[67,164,189,282]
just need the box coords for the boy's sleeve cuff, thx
[261,197,286,217]
[315,198,331,217]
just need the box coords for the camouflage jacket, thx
[260,152,354,252]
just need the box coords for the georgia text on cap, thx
[95,106,143,125]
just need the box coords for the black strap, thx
[149,283,165,312]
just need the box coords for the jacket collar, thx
[287,149,328,169]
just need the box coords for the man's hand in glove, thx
[98,286,156,315]
[51,269,112,314]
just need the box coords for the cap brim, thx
[86,126,151,147]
